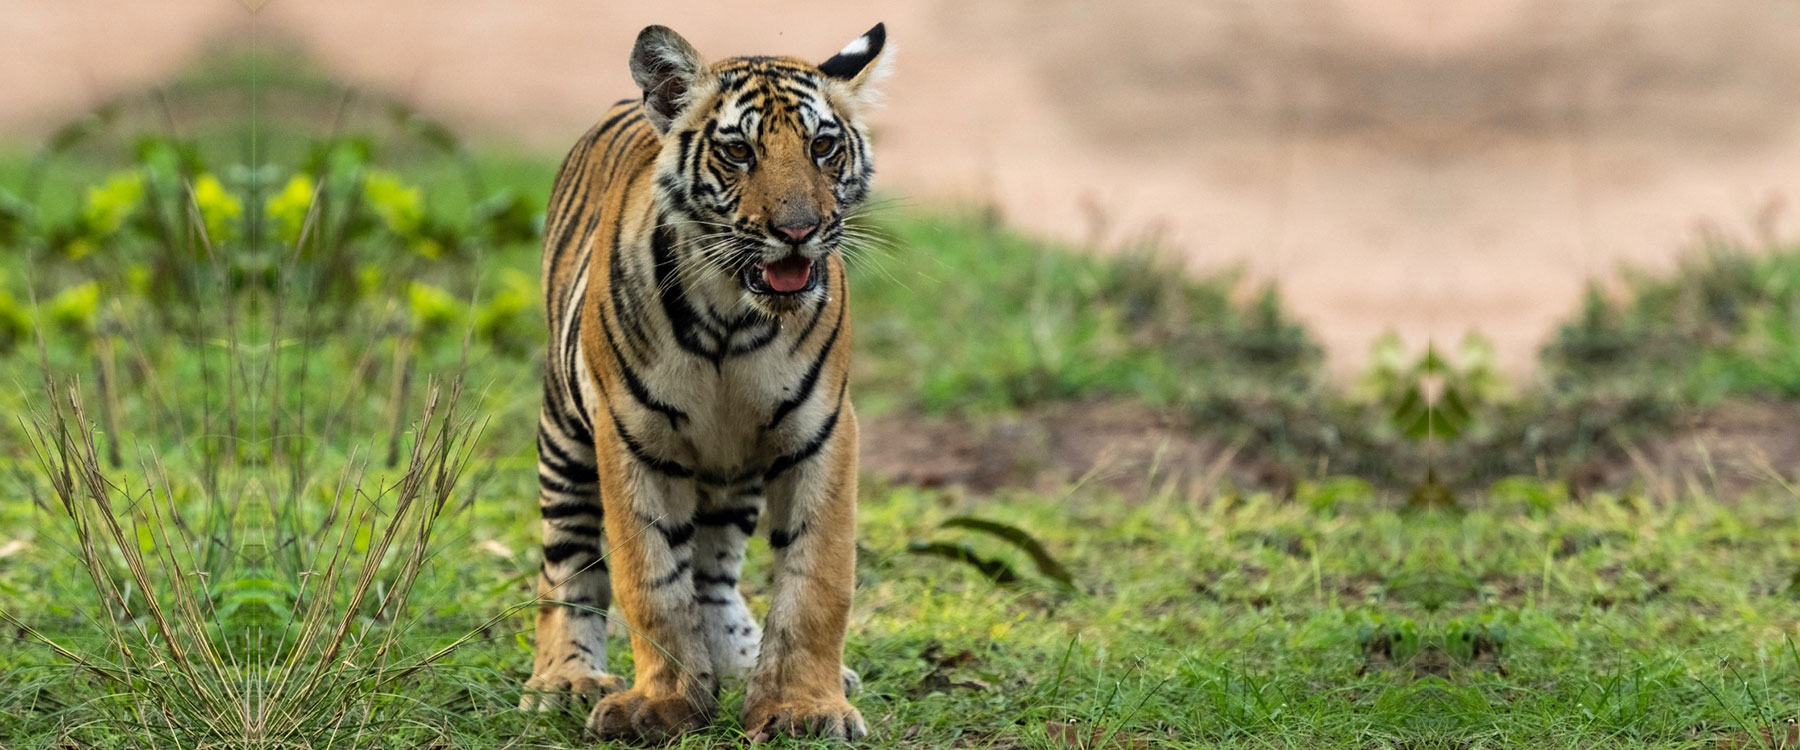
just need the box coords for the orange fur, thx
[522,23,885,744]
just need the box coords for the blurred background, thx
[8,0,1800,374]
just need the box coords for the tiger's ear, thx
[819,23,890,105]
[630,25,706,133]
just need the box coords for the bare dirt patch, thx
[861,398,1800,500]
[858,402,1274,499]
[1587,400,1800,499]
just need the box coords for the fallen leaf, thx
[910,642,988,696]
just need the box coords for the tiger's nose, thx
[773,221,818,245]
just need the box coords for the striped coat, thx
[519,22,889,744]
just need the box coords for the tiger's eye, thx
[811,135,836,157]
[721,142,751,161]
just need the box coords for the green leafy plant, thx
[0,288,28,354]
[1362,332,1504,444]
[407,281,465,339]
[265,173,316,245]
[46,281,101,337]
[474,268,539,352]
[190,172,243,246]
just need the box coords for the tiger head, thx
[630,23,890,307]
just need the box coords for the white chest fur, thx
[594,306,839,487]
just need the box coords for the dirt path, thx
[6,0,1800,376]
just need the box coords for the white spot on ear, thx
[848,43,895,109]
[837,36,870,57]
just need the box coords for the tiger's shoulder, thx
[550,99,661,216]
[541,100,659,299]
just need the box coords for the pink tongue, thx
[761,256,813,293]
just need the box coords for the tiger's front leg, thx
[744,409,867,742]
[692,487,766,680]
[585,452,719,742]
[519,411,625,712]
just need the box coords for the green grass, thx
[1548,247,1800,402]
[10,421,1800,747]
[849,209,1317,416]
[5,50,1800,749]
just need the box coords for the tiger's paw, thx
[586,688,713,743]
[518,667,626,712]
[743,698,868,743]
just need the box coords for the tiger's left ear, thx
[819,23,890,106]
[631,25,706,133]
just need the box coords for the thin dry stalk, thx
[16,372,485,747]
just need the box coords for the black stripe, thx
[788,269,833,354]
[537,426,592,467]
[765,299,845,430]
[562,310,595,439]
[697,299,734,336]
[728,319,781,355]
[648,559,692,589]
[598,115,649,187]
[544,202,601,316]
[537,474,593,496]
[769,522,807,550]
[543,540,599,565]
[609,229,654,359]
[607,409,694,478]
[541,377,591,447]
[657,173,687,204]
[652,225,730,362]
[721,73,757,94]
[551,523,602,538]
[763,398,843,481]
[598,104,641,136]
[659,521,695,548]
[696,594,733,606]
[600,304,688,428]
[539,428,599,484]
[694,506,760,536]
[694,572,737,587]
[568,594,605,617]
[548,128,596,214]
[558,241,587,326]
[540,501,599,519]
[539,453,598,487]
[543,127,604,282]
[561,297,583,374]
[640,510,694,546]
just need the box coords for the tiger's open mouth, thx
[741,254,818,296]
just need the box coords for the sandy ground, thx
[6,0,1800,376]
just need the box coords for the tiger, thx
[516,22,890,743]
